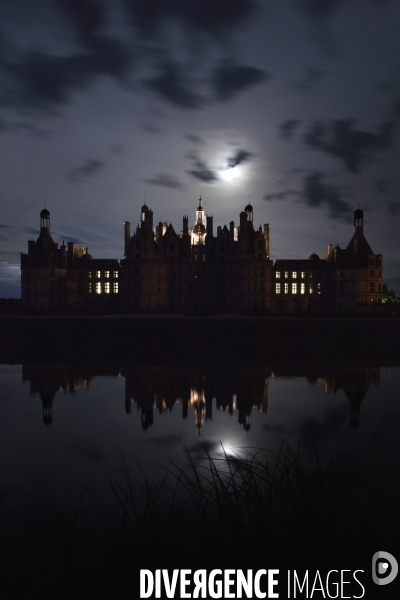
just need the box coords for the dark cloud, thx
[3,52,106,111]
[264,190,299,202]
[227,149,253,169]
[212,62,269,101]
[185,133,204,145]
[0,117,48,136]
[145,61,204,109]
[67,159,105,182]
[23,227,40,236]
[302,171,352,219]
[303,119,396,173]
[0,1,131,111]
[54,232,87,246]
[187,158,219,183]
[375,178,387,194]
[297,0,345,19]
[0,1,264,114]
[144,173,186,191]
[299,0,394,20]
[55,0,131,78]
[279,119,301,140]
[124,0,257,39]
[294,67,326,92]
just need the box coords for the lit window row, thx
[87,282,119,294]
[276,271,307,279]
[88,271,118,279]
[276,283,317,294]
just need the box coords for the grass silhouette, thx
[1,443,399,599]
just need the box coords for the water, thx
[1,362,399,535]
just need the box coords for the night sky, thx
[1,0,400,298]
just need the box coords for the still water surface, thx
[1,363,399,532]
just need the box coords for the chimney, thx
[264,223,270,257]
[124,222,131,256]
[206,215,213,237]
[229,221,235,242]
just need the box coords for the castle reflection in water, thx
[22,364,380,433]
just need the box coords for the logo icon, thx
[372,551,398,585]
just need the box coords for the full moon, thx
[220,165,242,183]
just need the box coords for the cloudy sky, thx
[1,0,400,297]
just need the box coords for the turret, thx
[182,215,189,237]
[354,206,363,231]
[40,208,50,230]
[245,203,253,223]
[196,197,205,225]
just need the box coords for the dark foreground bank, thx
[1,445,398,600]
[1,315,400,365]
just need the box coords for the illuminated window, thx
[87,283,92,293]
[96,282,101,293]
[113,282,119,293]
[275,283,281,294]
[301,283,305,294]
[113,271,118,278]
[292,283,297,294]
[276,272,281,278]
[308,272,313,278]
[88,271,92,279]
[284,271,289,279]
[292,272,297,279]
[104,271,109,278]
[105,282,110,294]
[309,284,313,294]
[96,271,101,279]
[284,283,289,294]
[317,283,321,294]
[301,271,305,279]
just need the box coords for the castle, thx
[20,200,383,313]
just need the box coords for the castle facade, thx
[20,201,383,313]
